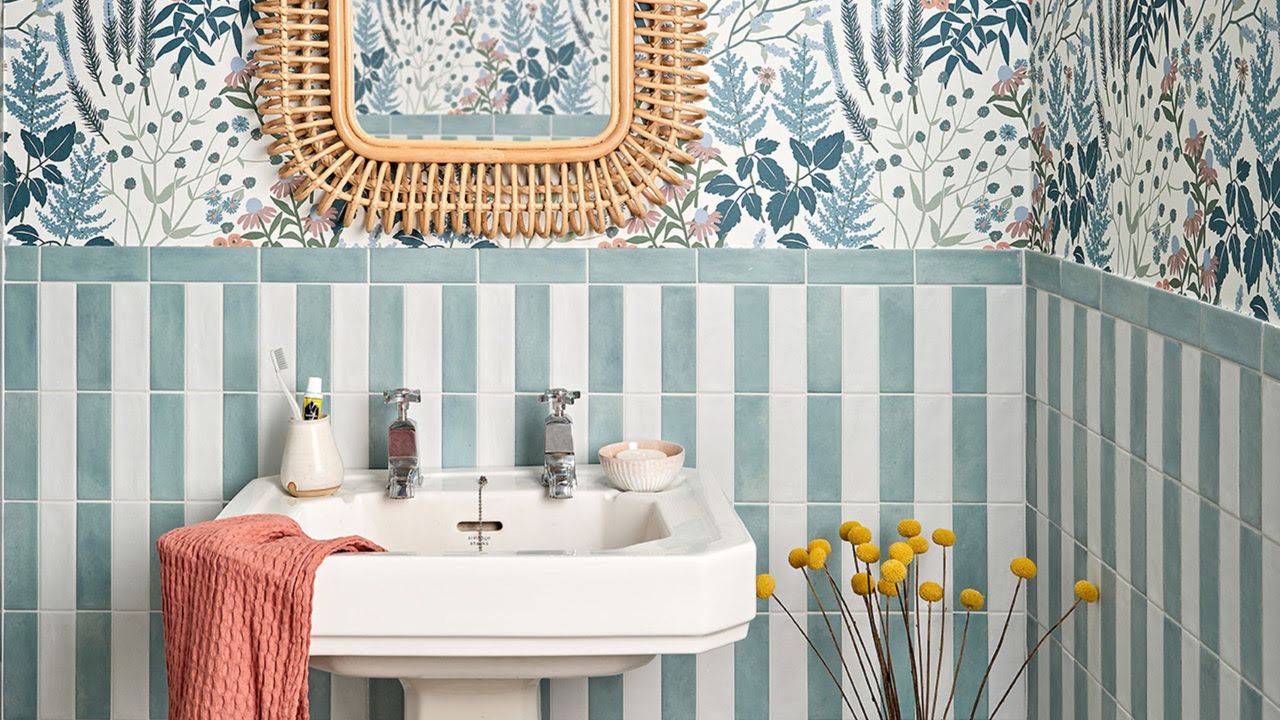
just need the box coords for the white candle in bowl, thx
[616,448,667,461]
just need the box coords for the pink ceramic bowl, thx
[598,440,685,492]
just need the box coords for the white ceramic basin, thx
[219,467,755,719]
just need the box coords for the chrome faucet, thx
[539,388,580,499]
[383,388,421,499]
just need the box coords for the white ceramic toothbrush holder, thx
[279,415,345,497]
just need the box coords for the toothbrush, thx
[269,347,303,421]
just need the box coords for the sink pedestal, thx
[400,678,539,720]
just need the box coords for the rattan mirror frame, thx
[252,0,708,238]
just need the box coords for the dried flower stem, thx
[940,611,972,719]
[771,594,860,719]
[822,569,886,720]
[802,570,867,719]
[989,599,1082,720]
[929,550,948,720]
[967,579,1022,720]
[895,589,925,719]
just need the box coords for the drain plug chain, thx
[475,476,487,552]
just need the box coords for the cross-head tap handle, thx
[539,388,580,417]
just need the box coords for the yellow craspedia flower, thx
[1074,580,1100,603]
[808,546,828,570]
[932,528,956,547]
[848,525,873,545]
[1010,557,1038,579]
[756,574,776,600]
[808,538,832,556]
[850,572,874,596]
[881,559,908,584]
[839,521,860,541]
[855,543,881,564]
[907,536,930,554]
[788,548,810,569]
[888,541,915,565]
[878,578,899,597]
[960,588,985,610]
[919,581,944,603]
[898,518,922,538]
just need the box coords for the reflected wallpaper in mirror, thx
[349,0,613,141]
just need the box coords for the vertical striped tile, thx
[441,394,477,468]
[588,394,622,461]
[735,614,768,719]
[733,396,769,502]
[3,612,38,716]
[1163,339,1182,479]
[661,395,697,467]
[3,503,39,609]
[76,393,112,500]
[308,669,332,720]
[150,284,185,391]
[588,675,624,720]
[624,285,663,394]
[112,283,150,392]
[476,284,515,394]
[40,392,76,501]
[1026,288,1038,396]
[185,283,224,391]
[806,396,841,502]
[295,284,333,393]
[660,286,696,393]
[589,286,624,392]
[806,285,841,392]
[149,394,184,501]
[842,286,879,393]
[1047,295,1061,409]
[1130,327,1148,460]
[4,283,38,389]
[880,396,914,503]
[1073,304,1088,423]
[369,285,405,392]
[76,612,112,719]
[661,655,696,720]
[734,286,769,393]
[879,286,914,392]
[4,392,38,500]
[77,284,112,390]
[1240,526,1263,688]
[515,285,550,393]
[332,283,370,393]
[695,284,734,393]
[223,393,259,500]
[40,282,77,390]
[953,286,987,393]
[1239,370,1262,530]
[148,612,167,719]
[916,284,952,393]
[148,503,184,610]
[442,285,477,393]
[953,395,988,502]
[76,503,112,609]
[223,284,258,391]
[38,606,75,717]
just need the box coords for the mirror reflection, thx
[349,0,613,141]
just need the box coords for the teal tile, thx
[1201,304,1262,369]
[261,248,367,282]
[1162,478,1181,617]
[589,286,624,392]
[734,395,769,502]
[734,614,769,717]
[368,679,404,719]
[1148,287,1202,346]
[440,113,494,136]
[149,284,185,391]
[149,394,184,500]
[661,395,697,467]
[1131,327,1149,460]
[734,286,769,392]
[1163,339,1182,479]
[1059,261,1102,308]
[1199,649,1219,720]
[148,503,184,610]
[1163,618,1182,720]
[1199,501,1220,652]
[4,245,38,279]
[1025,396,1037,509]
[4,393,38,499]
[698,248,804,283]
[806,285,841,392]
[148,613,166,718]
[1100,441,1116,568]
[1264,325,1280,380]
[3,503,38,609]
[1241,685,1262,720]
[588,249,696,282]
[356,113,393,134]
[1047,295,1061,409]
[366,393,398,468]
[588,675,624,720]
[1073,305,1088,423]
[1130,458,1148,594]
[369,249,477,283]
[1025,251,1060,293]
[806,395,841,501]
[952,287,987,393]
[952,503,988,602]
[479,249,586,283]
[1240,370,1262,530]
[660,655,696,720]
[369,285,405,392]
[660,286,696,393]
[295,284,332,393]
[77,284,112,390]
[916,248,1022,284]
[1100,272,1150,327]
[953,396,987,502]
[587,394,622,460]
[806,612,841,719]
[514,285,549,393]
[1101,567,1117,691]
[222,394,258,501]
[42,247,147,281]
[308,669,332,720]
[1240,526,1262,687]
[1047,410,1061,524]
[5,284,38,390]
[151,247,257,281]
[1026,288,1037,395]
[879,286,914,392]
[222,284,258,391]
[1199,355,1221,502]
[442,286,477,393]
[1130,588,1148,719]
[879,396,914,503]
[77,393,112,500]
[3,612,38,717]
[1074,425,1088,539]
[1100,315,1116,440]
[514,394,543,467]
[554,114,609,137]
[952,608,989,720]
[441,395,477,468]
[494,113,551,136]
[805,248,913,284]
[76,503,112,609]
[389,113,440,136]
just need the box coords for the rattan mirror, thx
[252,0,708,238]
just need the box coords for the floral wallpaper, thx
[1031,0,1280,321]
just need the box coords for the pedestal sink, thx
[219,467,756,720]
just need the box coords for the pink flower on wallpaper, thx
[921,0,950,10]
[237,198,279,229]
[688,207,721,241]
[663,177,693,202]
[225,57,259,87]
[991,63,1028,95]
[271,175,305,198]
[1161,56,1179,94]
[597,237,633,249]
[686,137,721,160]
[213,233,253,247]
[624,208,661,234]
[1006,207,1032,238]
[303,207,337,237]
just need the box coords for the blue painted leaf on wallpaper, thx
[735,155,755,180]
[1242,233,1268,289]
[765,187,801,230]
[743,192,763,220]
[799,185,817,213]
[43,123,76,162]
[790,138,813,168]
[1249,294,1270,320]
[757,158,788,192]
[716,198,743,236]
[812,172,833,193]
[755,138,779,155]
[812,132,844,170]
[778,232,809,248]
[706,175,739,196]
[8,224,41,245]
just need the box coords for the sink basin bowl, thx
[219,466,755,719]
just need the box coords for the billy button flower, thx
[932,528,956,547]
[907,536,930,555]
[960,589,985,611]
[898,518,923,538]
[1074,580,1100,603]
[848,524,873,545]
[808,539,832,556]
[807,546,829,571]
[787,547,809,569]
[881,559,908,584]
[919,582,944,603]
[851,572,874,596]
[839,521,860,541]
[889,542,915,566]
[855,543,880,564]
[756,574,776,600]
[1010,557,1038,579]
[878,578,900,597]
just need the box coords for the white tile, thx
[476,284,515,393]
[1182,629,1200,720]
[1146,474,1164,610]
[476,394,515,466]
[331,393,371,469]
[623,285,663,393]
[1147,602,1164,720]
[841,286,879,393]
[1221,665,1242,720]
[416,393,443,468]
[695,644,735,720]
[404,284,443,393]
[914,285,951,394]
[1037,402,1049,512]
[185,501,222,525]
[988,394,1023,503]
[331,284,370,393]
[112,502,150,610]
[1181,344,1201,492]
[696,394,735,501]
[914,395,952,502]
[40,502,76,609]
[1087,309,1101,431]
[1116,583,1132,709]
[1087,432,1102,554]
[39,393,76,501]
[1115,321,1132,452]
[1179,488,1200,637]
[623,394,662,441]
[548,678,588,720]
[549,284,588,392]
[1036,292,1049,401]
[841,395,878,504]
[111,612,150,719]
[112,393,150,500]
[768,395,806,503]
[331,673,370,720]
[1263,538,1280,705]
[184,283,223,391]
[38,612,75,719]
[987,286,1023,394]
[768,285,806,393]
[258,283,297,395]
[769,504,807,603]
[1262,378,1280,543]
[696,285,734,393]
[1221,362,1242,517]
[1061,411,1074,534]
[1147,333,1164,473]
[988,504,1024,610]
[769,611,807,720]
[184,392,223,501]
[990,613,1027,717]
[1219,514,1242,668]
[112,283,150,391]
[622,657,662,720]
[39,282,76,390]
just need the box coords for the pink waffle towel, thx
[157,514,383,720]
